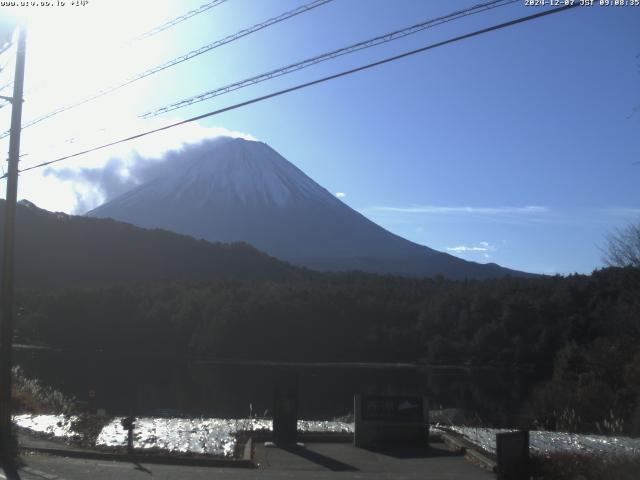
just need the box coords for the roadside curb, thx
[440,432,467,453]
[250,432,353,443]
[297,433,353,443]
[440,432,497,472]
[243,437,253,461]
[18,445,256,469]
[464,446,497,472]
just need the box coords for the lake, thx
[13,346,537,426]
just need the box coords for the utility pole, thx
[0,24,26,460]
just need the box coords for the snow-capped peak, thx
[157,138,334,208]
[87,137,527,280]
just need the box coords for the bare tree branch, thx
[602,222,640,268]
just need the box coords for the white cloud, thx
[360,204,551,226]
[446,241,497,255]
[335,192,346,198]
[17,122,257,214]
[600,207,640,218]
[447,245,489,253]
[366,205,548,215]
[26,118,256,170]
[0,8,258,215]
[365,205,640,229]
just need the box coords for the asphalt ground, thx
[8,442,492,480]
[8,431,493,479]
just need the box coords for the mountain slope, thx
[0,199,302,289]
[88,138,530,280]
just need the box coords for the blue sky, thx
[0,0,639,275]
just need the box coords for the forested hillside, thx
[0,200,303,288]
[14,267,640,433]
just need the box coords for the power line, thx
[0,49,15,95]
[0,0,335,141]
[0,51,14,76]
[0,41,11,58]
[1,0,503,150]
[0,51,15,110]
[3,3,578,180]
[0,1,228,117]
[135,0,229,40]
[141,0,518,119]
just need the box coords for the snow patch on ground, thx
[447,426,640,457]
[14,413,355,458]
[15,414,640,460]
[96,417,354,457]
[13,414,80,441]
[97,417,238,456]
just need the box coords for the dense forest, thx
[14,266,640,434]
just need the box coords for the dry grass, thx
[70,415,112,448]
[11,366,76,414]
[531,452,640,480]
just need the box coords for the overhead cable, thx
[135,0,229,40]
[0,0,335,140]
[142,0,518,118]
[2,3,579,179]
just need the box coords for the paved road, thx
[255,441,493,479]
[4,441,492,480]
[5,456,237,480]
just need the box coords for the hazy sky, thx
[0,0,638,275]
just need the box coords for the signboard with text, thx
[354,394,428,447]
[361,395,424,423]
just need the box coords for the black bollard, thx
[87,388,97,415]
[496,430,529,480]
[272,371,298,445]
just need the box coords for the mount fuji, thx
[87,137,529,279]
